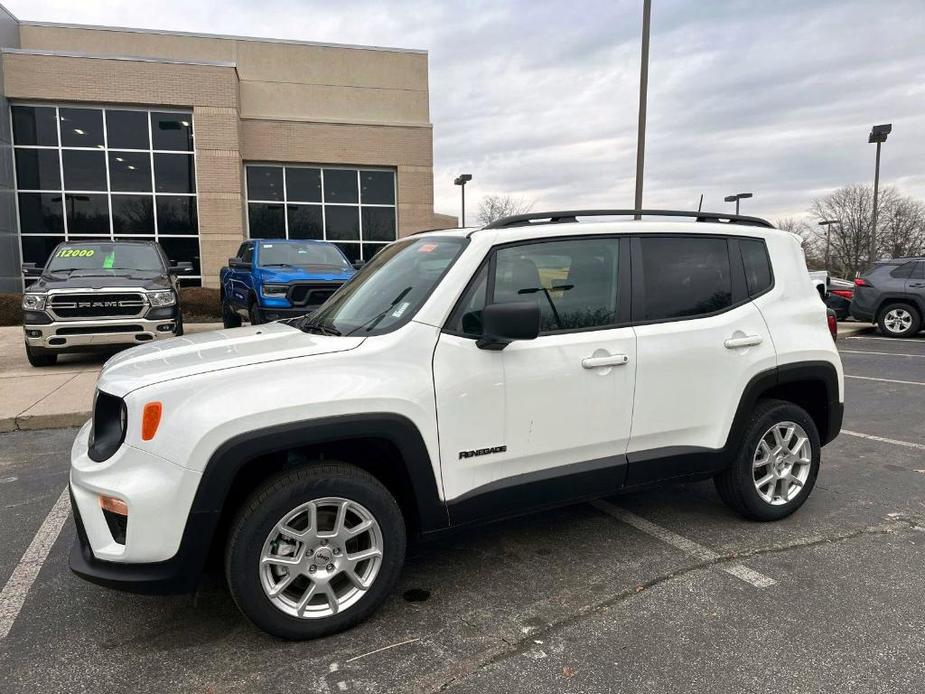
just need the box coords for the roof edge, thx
[1,46,237,68]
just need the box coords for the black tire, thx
[714,399,821,521]
[222,296,242,329]
[174,312,185,337]
[25,343,57,367]
[876,302,921,338]
[225,462,406,640]
[248,299,263,326]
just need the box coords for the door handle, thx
[910,282,925,288]
[724,335,763,349]
[582,353,629,369]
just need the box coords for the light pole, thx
[633,0,651,219]
[868,123,891,265]
[454,173,472,227]
[818,219,840,271]
[724,192,753,215]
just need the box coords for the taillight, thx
[831,289,854,299]
[854,278,872,288]
[827,312,838,341]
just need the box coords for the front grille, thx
[56,324,145,336]
[48,292,146,320]
[288,282,343,308]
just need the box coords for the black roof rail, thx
[481,209,775,230]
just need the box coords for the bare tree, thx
[878,189,925,259]
[477,195,534,225]
[776,216,826,270]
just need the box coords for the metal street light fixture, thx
[723,192,753,215]
[868,123,891,265]
[453,173,472,227]
[817,219,841,271]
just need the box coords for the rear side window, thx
[739,238,773,296]
[913,262,925,280]
[640,237,732,321]
[890,261,918,279]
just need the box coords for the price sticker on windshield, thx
[56,248,95,258]
[391,302,410,318]
[417,243,438,253]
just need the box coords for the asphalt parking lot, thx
[1,326,924,693]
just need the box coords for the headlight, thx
[22,293,46,310]
[147,290,176,307]
[262,283,289,296]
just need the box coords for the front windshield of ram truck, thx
[45,242,166,274]
[258,241,352,271]
[302,236,466,337]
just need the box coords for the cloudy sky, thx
[7,0,924,222]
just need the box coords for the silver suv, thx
[851,257,925,338]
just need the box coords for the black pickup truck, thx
[21,240,193,367]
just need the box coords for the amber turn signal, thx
[99,495,128,516]
[141,401,163,441]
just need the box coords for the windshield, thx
[302,237,467,336]
[258,241,351,270]
[45,242,166,273]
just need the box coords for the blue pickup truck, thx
[220,239,357,327]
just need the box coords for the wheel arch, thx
[875,294,924,319]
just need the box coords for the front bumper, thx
[24,316,179,350]
[68,421,212,594]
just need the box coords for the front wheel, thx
[877,303,921,338]
[225,463,406,640]
[714,399,821,521]
[248,300,264,326]
[222,296,242,329]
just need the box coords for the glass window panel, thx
[17,193,64,234]
[106,110,150,149]
[111,195,154,235]
[361,207,396,242]
[59,108,104,148]
[323,169,358,203]
[158,237,201,274]
[739,239,772,296]
[640,237,732,321]
[156,196,198,235]
[248,203,285,238]
[21,235,65,268]
[287,204,323,239]
[326,205,360,240]
[14,149,61,190]
[360,170,395,204]
[108,151,152,192]
[65,193,110,235]
[333,242,361,264]
[11,105,58,146]
[154,153,196,193]
[246,166,283,201]
[62,150,107,191]
[286,167,322,202]
[362,243,388,262]
[151,112,193,151]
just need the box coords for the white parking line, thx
[845,374,925,387]
[842,430,925,451]
[0,487,70,640]
[840,349,925,359]
[844,335,925,344]
[590,499,776,588]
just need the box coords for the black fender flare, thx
[875,294,925,319]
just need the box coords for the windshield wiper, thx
[345,287,413,336]
[261,263,297,268]
[299,315,342,336]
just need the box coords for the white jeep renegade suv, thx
[69,210,844,639]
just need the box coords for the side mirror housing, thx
[228,258,250,269]
[22,262,41,277]
[170,261,194,274]
[476,302,541,351]
[352,259,367,270]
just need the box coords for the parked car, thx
[69,210,843,640]
[220,239,357,327]
[826,277,854,320]
[850,257,925,337]
[21,240,192,367]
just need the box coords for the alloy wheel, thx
[884,308,913,334]
[259,497,383,619]
[752,421,812,506]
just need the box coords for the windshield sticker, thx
[391,301,411,318]
[56,248,95,258]
[103,251,116,269]
[418,243,438,253]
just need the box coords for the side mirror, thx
[170,261,194,274]
[229,258,250,269]
[22,262,41,277]
[476,302,541,351]
[353,259,366,270]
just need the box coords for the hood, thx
[97,321,365,397]
[31,270,172,292]
[257,266,355,283]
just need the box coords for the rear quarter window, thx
[739,238,773,296]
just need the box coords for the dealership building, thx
[0,4,454,290]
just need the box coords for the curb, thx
[1,411,91,433]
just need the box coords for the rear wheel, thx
[25,343,57,367]
[225,463,406,640]
[877,303,921,338]
[248,299,264,326]
[714,399,820,521]
[222,295,242,329]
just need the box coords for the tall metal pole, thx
[633,0,651,219]
[461,184,466,227]
[870,141,881,264]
